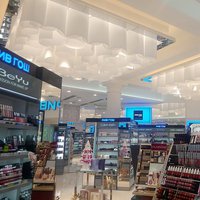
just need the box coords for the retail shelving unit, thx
[133,143,172,199]
[133,125,185,144]
[118,128,134,190]
[73,131,84,155]
[55,123,72,174]
[0,47,42,200]
[154,141,200,199]
[86,117,133,190]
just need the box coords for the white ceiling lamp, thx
[193,85,197,91]
[67,90,71,93]
[45,0,66,33]
[166,70,174,85]
[127,30,143,55]
[88,15,109,45]
[44,50,52,59]
[109,23,126,51]
[66,8,88,49]
[7,0,159,82]
[60,61,70,68]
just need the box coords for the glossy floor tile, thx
[56,160,133,200]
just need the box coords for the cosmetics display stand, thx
[80,169,113,200]
[73,131,84,155]
[55,123,70,175]
[154,142,200,200]
[133,125,185,144]
[86,118,133,190]
[133,143,172,199]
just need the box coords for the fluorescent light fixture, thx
[126,65,134,70]
[60,61,70,68]
[0,87,38,101]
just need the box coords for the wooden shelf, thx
[133,191,155,197]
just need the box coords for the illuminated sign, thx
[0,49,30,73]
[134,110,143,120]
[101,118,115,122]
[126,107,152,124]
[40,100,61,111]
[0,63,41,100]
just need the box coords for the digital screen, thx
[125,107,152,124]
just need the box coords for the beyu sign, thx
[0,49,30,73]
[40,101,61,111]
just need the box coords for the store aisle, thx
[56,164,133,200]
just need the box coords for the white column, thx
[185,100,200,120]
[62,104,80,122]
[104,83,122,118]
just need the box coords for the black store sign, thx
[0,62,41,100]
[134,110,143,120]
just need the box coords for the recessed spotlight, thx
[78,99,82,102]
[67,90,71,93]
[193,86,197,91]
[93,94,97,96]
[74,77,82,80]
[69,102,73,104]
[126,65,134,70]
[44,50,52,59]
[60,62,70,68]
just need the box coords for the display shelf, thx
[133,143,172,198]
[0,153,28,161]
[0,121,37,130]
[0,179,32,193]
[154,143,200,200]
[133,191,155,197]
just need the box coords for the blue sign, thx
[0,49,30,73]
[186,120,200,127]
[126,107,152,124]
[101,118,115,122]
[142,76,152,83]
[40,100,61,111]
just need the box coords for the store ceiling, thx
[6,0,200,108]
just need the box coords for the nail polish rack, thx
[155,143,200,200]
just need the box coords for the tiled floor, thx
[56,158,133,200]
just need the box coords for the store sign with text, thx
[40,100,61,111]
[0,62,41,100]
[0,48,30,73]
[134,110,143,120]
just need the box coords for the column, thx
[104,82,122,118]
[62,104,80,122]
